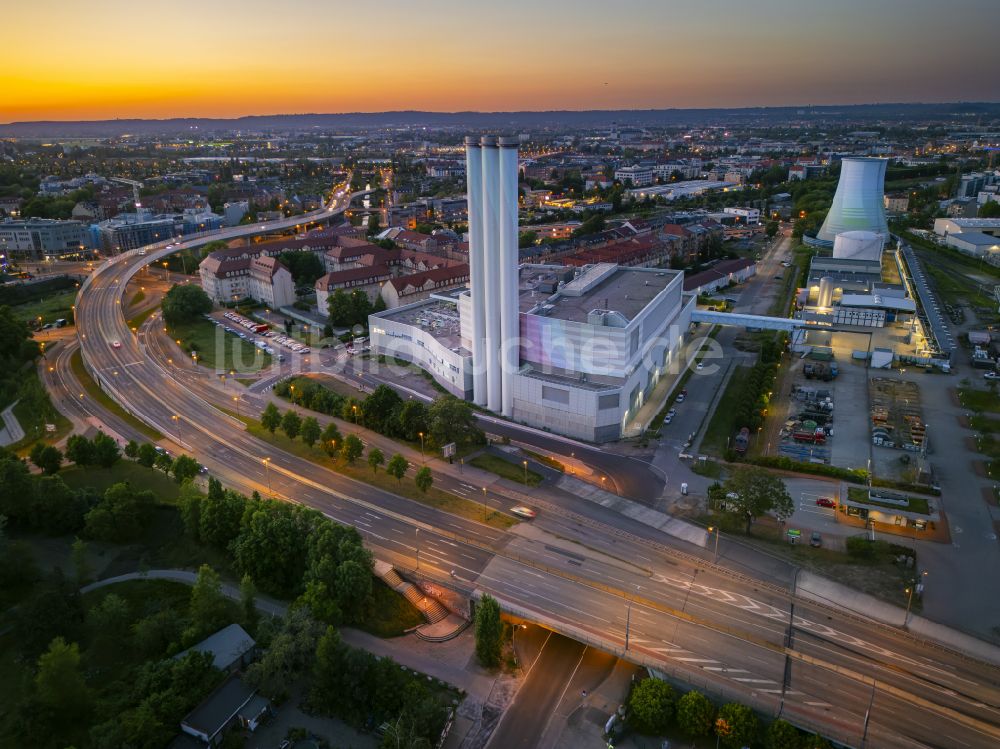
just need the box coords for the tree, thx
[722,466,793,534]
[300,416,321,448]
[245,607,325,701]
[71,537,91,587]
[240,574,259,633]
[979,200,1000,219]
[427,395,480,448]
[278,250,325,285]
[341,434,364,464]
[31,475,86,534]
[161,283,212,326]
[474,593,502,668]
[30,444,62,475]
[155,450,173,474]
[281,409,302,440]
[321,422,342,456]
[767,718,804,749]
[92,431,120,468]
[336,559,373,620]
[261,402,281,433]
[171,454,200,484]
[136,442,157,468]
[231,500,314,596]
[628,678,675,735]
[34,637,90,720]
[200,489,245,550]
[676,690,714,738]
[65,434,95,466]
[367,447,385,473]
[362,384,403,435]
[766,220,780,238]
[396,400,429,442]
[84,482,154,542]
[414,466,433,493]
[87,592,131,664]
[124,439,140,459]
[715,702,758,749]
[186,564,230,643]
[386,453,409,483]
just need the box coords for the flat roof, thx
[839,294,917,312]
[377,298,467,352]
[522,264,680,324]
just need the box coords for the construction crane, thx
[110,177,144,214]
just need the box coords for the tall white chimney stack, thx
[498,137,520,418]
[480,136,502,413]
[464,136,487,406]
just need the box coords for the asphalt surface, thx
[67,210,1000,747]
[488,632,587,749]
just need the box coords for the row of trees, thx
[627,676,830,748]
[259,402,434,492]
[275,379,482,452]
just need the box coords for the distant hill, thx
[2,102,999,138]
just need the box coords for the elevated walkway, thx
[691,309,812,332]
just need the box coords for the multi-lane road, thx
[67,195,1000,747]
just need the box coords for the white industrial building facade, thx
[370,137,695,442]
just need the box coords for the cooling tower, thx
[832,230,884,261]
[818,277,834,308]
[816,158,888,245]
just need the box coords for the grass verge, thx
[959,387,1000,414]
[7,366,72,453]
[69,349,164,440]
[126,305,158,333]
[60,460,182,502]
[470,454,543,486]
[12,289,78,326]
[167,318,271,373]
[244,421,517,530]
[359,579,425,638]
[701,365,750,455]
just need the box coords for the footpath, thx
[0,401,24,446]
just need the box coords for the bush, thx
[628,677,675,735]
[676,690,714,737]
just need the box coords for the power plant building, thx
[815,158,889,247]
[369,137,695,442]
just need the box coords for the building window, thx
[541,386,570,405]
[598,393,620,410]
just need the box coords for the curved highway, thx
[70,189,1000,748]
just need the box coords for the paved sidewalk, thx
[80,569,288,617]
[0,401,24,446]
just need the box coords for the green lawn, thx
[470,454,543,486]
[168,318,271,373]
[7,366,72,454]
[958,387,1000,414]
[846,486,930,515]
[245,421,516,530]
[126,304,158,333]
[359,579,425,638]
[70,349,165,440]
[128,289,146,307]
[61,460,182,502]
[12,289,78,326]
[701,365,750,455]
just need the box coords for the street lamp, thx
[171,414,183,445]
[418,432,425,463]
[904,570,928,627]
[522,460,529,485]
[262,457,272,497]
[352,404,358,424]
[625,584,642,651]
[707,526,720,562]
[415,527,420,571]
[233,395,240,418]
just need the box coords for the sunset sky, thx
[2,0,997,122]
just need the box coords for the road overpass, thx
[69,189,1000,748]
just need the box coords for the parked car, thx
[675,393,685,403]
[985,371,999,381]
[816,497,836,508]
[810,532,823,547]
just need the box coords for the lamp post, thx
[352,404,358,424]
[418,432,425,463]
[707,526,720,562]
[233,395,240,419]
[415,528,420,571]
[171,414,183,446]
[904,570,928,628]
[522,460,528,485]
[262,457,272,497]
[624,584,641,652]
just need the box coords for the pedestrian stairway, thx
[374,560,469,641]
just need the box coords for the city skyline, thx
[3,0,999,122]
